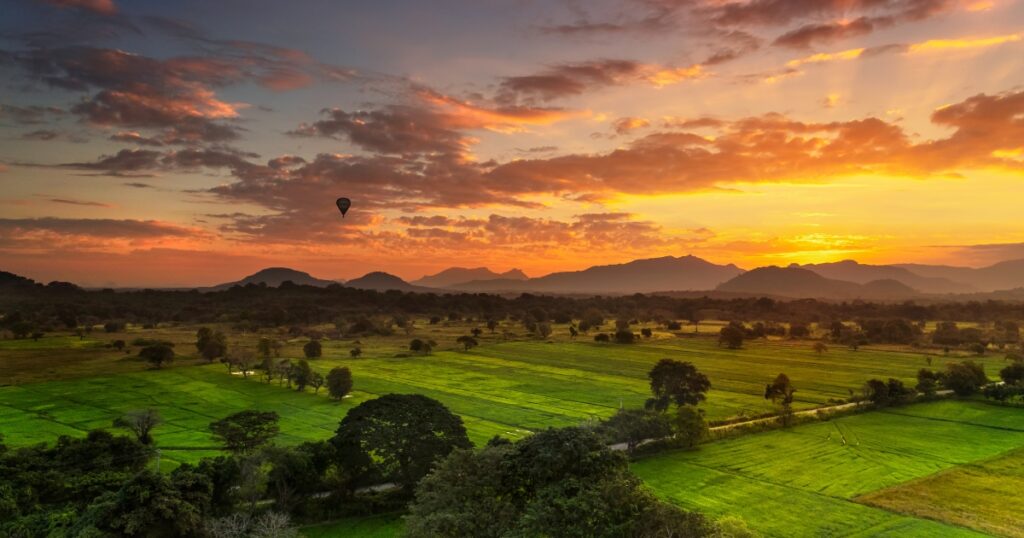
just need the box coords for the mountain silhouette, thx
[210,267,338,290]
[412,267,528,288]
[447,255,743,294]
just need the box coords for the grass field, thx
[0,329,1009,462]
[857,446,1024,538]
[632,400,1024,537]
[301,514,404,537]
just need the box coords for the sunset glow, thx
[2,0,1023,286]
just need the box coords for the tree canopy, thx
[331,394,471,488]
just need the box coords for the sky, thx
[1,0,1023,287]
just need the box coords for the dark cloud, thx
[0,104,65,125]
[20,129,61,141]
[496,60,649,103]
[773,17,877,49]
[290,106,467,155]
[0,217,200,239]
[45,197,112,207]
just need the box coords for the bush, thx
[614,330,636,344]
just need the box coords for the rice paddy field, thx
[632,399,1024,537]
[1,324,1022,536]
[0,324,1009,465]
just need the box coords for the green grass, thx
[0,330,1009,461]
[301,514,403,537]
[632,400,1024,537]
[857,446,1024,538]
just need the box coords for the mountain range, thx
[411,267,528,288]
[444,256,744,294]
[716,266,920,300]
[40,255,1024,300]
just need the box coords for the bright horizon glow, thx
[1,0,1023,287]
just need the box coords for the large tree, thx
[943,361,988,396]
[326,367,353,400]
[139,344,174,369]
[405,427,716,538]
[197,328,228,363]
[331,394,471,488]
[210,411,280,454]
[645,359,711,412]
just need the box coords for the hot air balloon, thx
[336,197,351,218]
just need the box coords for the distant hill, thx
[797,260,975,294]
[894,259,1024,292]
[345,272,436,293]
[716,266,919,300]
[448,255,744,294]
[412,267,527,288]
[210,267,338,290]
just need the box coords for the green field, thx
[0,332,1007,463]
[632,400,1024,537]
[301,514,404,537]
[858,446,1024,538]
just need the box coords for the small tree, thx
[645,359,711,412]
[113,409,162,445]
[673,405,708,448]
[290,360,313,391]
[486,319,498,333]
[456,335,478,351]
[916,368,941,397]
[31,331,44,342]
[764,373,796,425]
[310,372,325,394]
[471,327,483,338]
[813,342,828,355]
[594,333,610,343]
[1000,361,1024,386]
[350,347,362,358]
[601,409,671,454]
[326,367,353,400]
[303,339,322,359]
[257,337,282,359]
[113,339,126,351]
[210,410,280,453]
[536,323,552,339]
[139,344,174,369]
[641,328,653,338]
[719,324,744,349]
[614,329,636,344]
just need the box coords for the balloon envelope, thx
[336,197,351,217]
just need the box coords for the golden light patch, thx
[786,48,865,68]
[908,33,1021,53]
[646,65,704,87]
[965,0,995,11]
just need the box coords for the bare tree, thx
[112,409,162,445]
[250,512,298,538]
